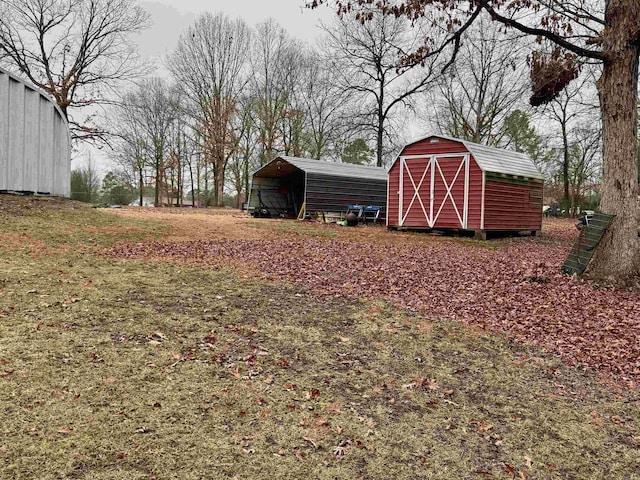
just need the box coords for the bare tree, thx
[294,46,348,159]
[226,95,258,208]
[112,78,179,206]
[165,115,191,206]
[112,116,149,207]
[567,127,602,213]
[312,0,639,285]
[430,17,530,145]
[180,128,203,207]
[322,8,439,166]
[544,71,600,215]
[250,19,303,165]
[169,12,251,207]
[0,0,149,141]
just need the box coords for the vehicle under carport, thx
[248,156,388,219]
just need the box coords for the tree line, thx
[107,12,439,208]
[106,9,602,213]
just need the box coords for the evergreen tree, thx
[341,138,373,165]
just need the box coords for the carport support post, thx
[296,201,306,221]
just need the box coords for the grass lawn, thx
[0,196,638,480]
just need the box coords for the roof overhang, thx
[252,157,304,179]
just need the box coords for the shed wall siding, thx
[467,161,483,229]
[0,68,70,197]
[0,73,8,190]
[387,161,400,226]
[483,179,543,230]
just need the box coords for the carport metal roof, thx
[253,156,388,180]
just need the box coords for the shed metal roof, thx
[253,156,388,181]
[404,135,544,180]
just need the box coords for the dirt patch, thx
[106,207,261,242]
[106,206,472,246]
[0,193,84,216]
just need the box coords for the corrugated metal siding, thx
[248,171,307,215]
[483,178,543,230]
[0,74,7,190]
[462,141,543,179]
[0,67,70,197]
[305,172,387,212]
[250,156,388,216]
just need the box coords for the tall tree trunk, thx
[154,153,161,207]
[176,143,182,207]
[216,162,225,207]
[189,159,195,208]
[376,81,385,167]
[212,163,219,206]
[376,119,384,167]
[561,122,570,216]
[236,175,242,209]
[243,151,250,210]
[196,156,201,207]
[138,164,144,207]
[588,4,640,284]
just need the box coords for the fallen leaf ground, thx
[109,208,640,388]
[0,196,638,480]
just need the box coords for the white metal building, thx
[0,67,71,197]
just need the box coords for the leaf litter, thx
[107,215,640,388]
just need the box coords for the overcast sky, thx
[136,0,335,62]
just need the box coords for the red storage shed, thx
[387,135,544,237]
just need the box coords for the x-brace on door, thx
[398,154,470,229]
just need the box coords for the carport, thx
[248,156,388,218]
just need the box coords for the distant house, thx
[249,156,388,218]
[0,67,70,197]
[387,135,544,238]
